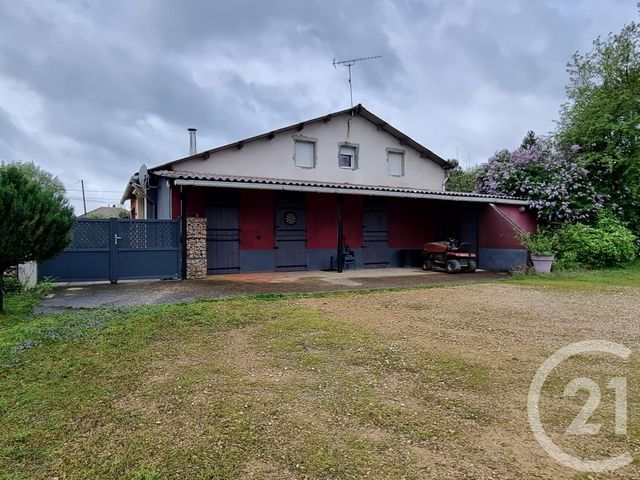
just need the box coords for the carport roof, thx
[154,169,530,206]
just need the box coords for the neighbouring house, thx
[81,205,130,218]
[121,104,535,278]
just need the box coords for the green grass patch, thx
[506,260,640,290]
[1,289,499,478]
[0,298,277,479]
[3,268,635,478]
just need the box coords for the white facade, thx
[175,113,447,191]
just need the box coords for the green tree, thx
[557,16,640,234]
[445,159,481,193]
[0,163,75,313]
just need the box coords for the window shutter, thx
[388,152,404,176]
[295,140,314,168]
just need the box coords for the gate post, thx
[109,218,119,284]
[337,194,344,273]
[186,217,207,279]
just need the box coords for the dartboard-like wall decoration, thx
[284,211,297,226]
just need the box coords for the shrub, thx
[555,214,637,269]
[445,159,481,193]
[552,250,581,271]
[517,229,556,256]
[1,275,23,294]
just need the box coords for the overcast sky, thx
[0,0,636,213]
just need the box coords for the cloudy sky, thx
[0,0,636,213]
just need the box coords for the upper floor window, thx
[293,138,316,168]
[338,143,358,169]
[387,149,405,176]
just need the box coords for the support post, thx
[180,186,188,279]
[337,194,344,273]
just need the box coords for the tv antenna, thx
[333,55,382,108]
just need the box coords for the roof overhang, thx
[120,181,134,204]
[160,171,529,206]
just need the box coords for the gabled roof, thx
[81,206,129,218]
[154,170,529,205]
[150,104,453,172]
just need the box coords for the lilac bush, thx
[476,134,604,226]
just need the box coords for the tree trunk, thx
[0,271,4,314]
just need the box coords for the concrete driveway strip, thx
[35,269,505,313]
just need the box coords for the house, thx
[121,104,535,278]
[81,205,130,218]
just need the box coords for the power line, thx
[65,188,124,193]
[67,196,122,202]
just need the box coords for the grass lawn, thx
[507,260,640,289]
[2,267,640,479]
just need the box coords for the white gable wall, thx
[176,113,446,191]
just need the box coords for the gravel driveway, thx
[35,268,505,313]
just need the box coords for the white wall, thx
[18,262,37,288]
[176,113,446,191]
[156,178,172,219]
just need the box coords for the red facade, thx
[239,190,275,250]
[478,204,536,249]
[343,195,363,248]
[306,193,338,249]
[169,185,536,271]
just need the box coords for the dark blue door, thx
[275,193,307,271]
[206,190,240,274]
[362,197,389,268]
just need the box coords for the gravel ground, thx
[35,269,504,313]
[300,283,640,479]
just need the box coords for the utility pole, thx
[81,179,87,215]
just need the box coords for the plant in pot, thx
[517,230,556,273]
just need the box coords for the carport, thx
[168,173,535,277]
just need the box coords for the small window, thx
[338,144,357,169]
[294,139,315,168]
[387,150,404,176]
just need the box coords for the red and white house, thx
[121,104,535,275]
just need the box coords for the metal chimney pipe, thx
[188,128,197,155]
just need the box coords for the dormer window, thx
[338,143,358,170]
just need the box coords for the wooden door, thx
[275,193,307,271]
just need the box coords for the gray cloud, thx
[0,0,636,212]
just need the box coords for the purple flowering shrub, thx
[476,134,604,226]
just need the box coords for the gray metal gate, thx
[38,218,181,282]
[362,197,389,268]
[275,193,307,271]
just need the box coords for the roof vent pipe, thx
[188,128,197,155]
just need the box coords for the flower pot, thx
[531,255,554,273]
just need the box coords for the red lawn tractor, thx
[422,239,477,273]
